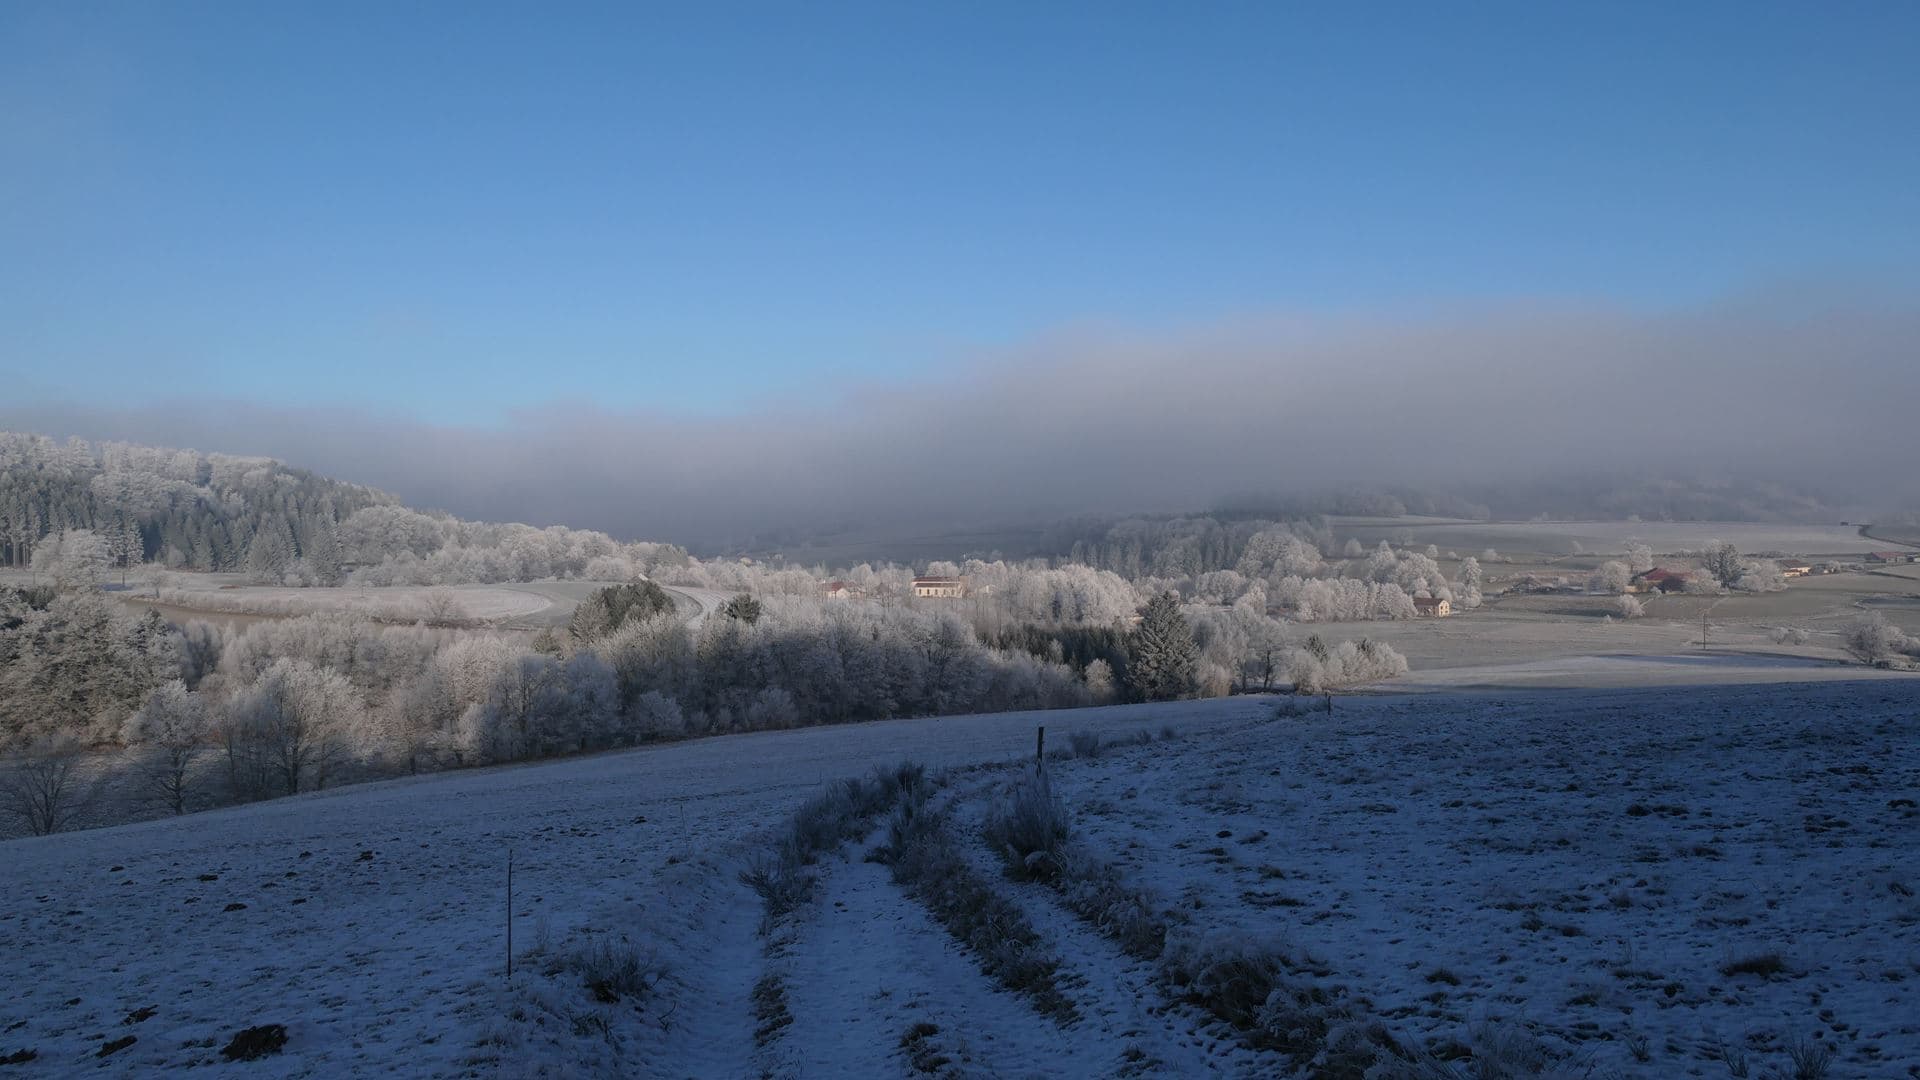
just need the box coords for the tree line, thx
[1,575,1411,835]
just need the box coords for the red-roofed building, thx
[1629,568,1692,593]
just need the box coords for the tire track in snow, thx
[763,829,1116,1079]
[941,779,1274,1079]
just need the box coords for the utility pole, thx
[505,849,514,980]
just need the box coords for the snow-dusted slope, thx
[0,697,1266,1076]
[4,681,1917,1077]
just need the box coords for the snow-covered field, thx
[153,582,555,623]
[1327,519,1883,557]
[4,678,1917,1077]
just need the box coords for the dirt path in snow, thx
[941,806,1266,1078]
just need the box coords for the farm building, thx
[1779,562,1813,578]
[912,575,967,599]
[1866,551,1917,565]
[1629,568,1693,594]
[1412,596,1452,617]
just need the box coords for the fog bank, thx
[6,297,1915,547]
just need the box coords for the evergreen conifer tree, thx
[1126,591,1196,702]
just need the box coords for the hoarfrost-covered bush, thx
[1286,637,1407,693]
[1588,561,1632,594]
[630,690,685,741]
[984,765,1071,881]
[1841,613,1913,665]
[1195,661,1234,698]
[1083,658,1117,703]
[744,686,799,730]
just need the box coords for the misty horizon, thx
[7,292,1917,549]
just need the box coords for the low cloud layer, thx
[6,295,1916,548]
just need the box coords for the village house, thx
[1628,567,1692,594]
[912,575,966,599]
[1779,561,1813,578]
[1866,551,1917,565]
[821,580,862,600]
[1412,596,1452,617]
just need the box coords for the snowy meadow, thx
[4,681,1915,1077]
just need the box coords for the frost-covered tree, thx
[1625,544,1655,574]
[0,590,178,746]
[1082,658,1117,703]
[122,680,211,814]
[1702,543,1745,590]
[31,529,110,589]
[722,593,763,624]
[1841,613,1909,665]
[630,689,685,741]
[306,517,345,586]
[1588,561,1632,594]
[1615,594,1644,619]
[456,652,619,762]
[105,519,143,585]
[1681,573,1721,596]
[1127,592,1197,701]
[568,581,677,644]
[224,659,359,797]
[1193,570,1248,605]
[1451,573,1483,611]
[1734,558,1787,593]
[1237,530,1324,581]
[1191,604,1291,693]
[243,518,297,585]
[0,735,97,835]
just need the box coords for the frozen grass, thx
[749,974,792,1046]
[982,763,1173,960]
[1786,1037,1833,1080]
[981,764,1070,882]
[562,935,663,1004]
[741,760,926,922]
[1157,932,1413,1076]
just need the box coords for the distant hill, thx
[0,431,394,574]
[0,431,691,587]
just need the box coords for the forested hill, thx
[1,431,693,588]
[0,432,395,577]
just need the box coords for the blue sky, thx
[3,2,1916,423]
